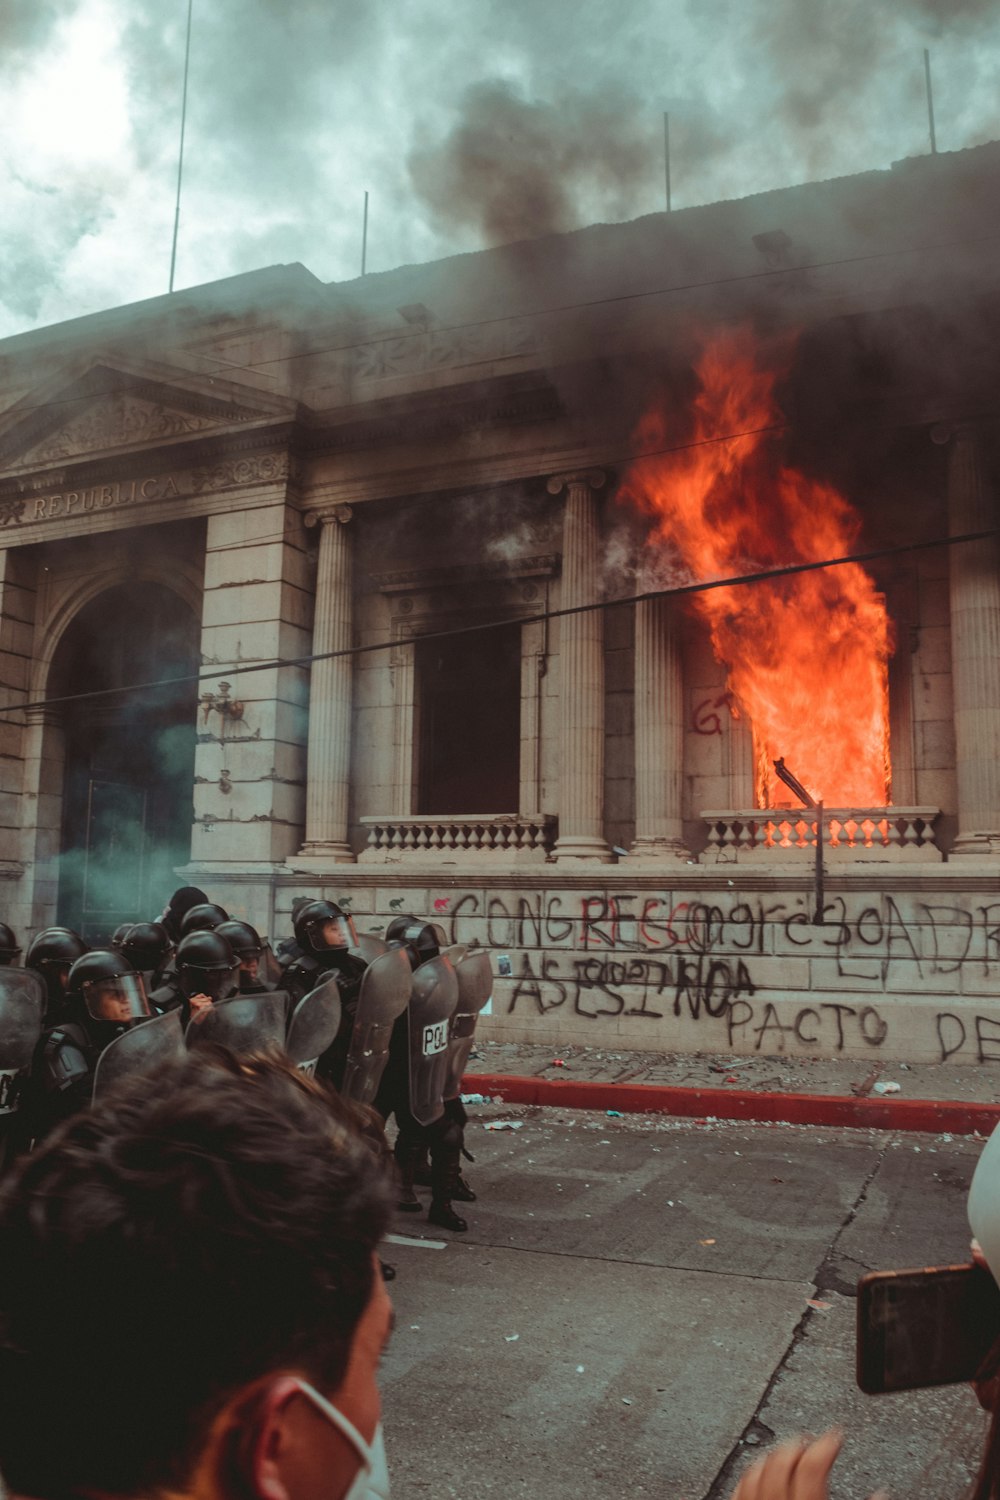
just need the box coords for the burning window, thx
[619,326,892,809]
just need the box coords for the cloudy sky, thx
[0,0,997,340]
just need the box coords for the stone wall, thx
[202,869,1000,1067]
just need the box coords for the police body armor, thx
[407,954,459,1128]
[442,949,492,1102]
[92,1010,186,1100]
[285,977,341,1076]
[340,948,412,1108]
[0,967,45,1163]
[185,991,290,1053]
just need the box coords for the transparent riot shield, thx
[340,948,412,1107]
[407,954,459,1128]
[0,967,45,1160]
[92,1010,186,1100]
[286,975,341,1076]
[442,949,493,1101]
[185,990,290,1053]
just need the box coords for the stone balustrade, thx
[359,814,556,863]
[701,807,942,863]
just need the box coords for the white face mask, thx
[294,1379,390,1500]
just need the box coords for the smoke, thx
[0,0,999,337]
[408,79,667,246]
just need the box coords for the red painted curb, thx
[463,1073,1000,1136]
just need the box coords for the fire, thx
[619,327,891,808]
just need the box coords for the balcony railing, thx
[701,807,942,863]
[359,814,556,862]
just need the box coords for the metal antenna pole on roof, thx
[361,190,369,276]
[924,48,938,155]
[169,0,194,293]
[663,111,672,211]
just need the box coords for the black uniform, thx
[279,901,367,1088]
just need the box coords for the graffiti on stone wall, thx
[435,890,1000,1062]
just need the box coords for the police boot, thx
[394,1140,423,1214]
[412,1146,432,1188]
[427,1141,468,1233]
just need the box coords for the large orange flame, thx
[619,327,891,808]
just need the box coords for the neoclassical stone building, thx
[2,142,1000,1063]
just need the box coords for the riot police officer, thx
[215,920,275,994]
[379,921,468,1233]
[280,901,368,1088]
[0,923,20,965]
[150,930,240,1028]
[119,922,173,994]
[22,949,153,1146]
[281,900,366,1006]
[24,927,88,1024]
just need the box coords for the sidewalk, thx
[463,1041,1000,1135]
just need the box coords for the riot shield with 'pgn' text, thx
[407,954,459,1128]
[0,967,45,1131]
[286,976,341,1076]
[340,948,412,1107]
[92,1010,185,1101]
[185,991,290,1053]
[442,948,492,1101]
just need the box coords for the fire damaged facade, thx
[2,141,1000,1064]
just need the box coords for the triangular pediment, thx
[0,354,299,473]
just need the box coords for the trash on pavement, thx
[505,1333,520,1342]
[807,1299,832,1311]
[606,1109,622,1117]
[484,1120,523,1131]
[699,1238,716,1246]
[873,1080,901,1095]
[461,1093,490,1104]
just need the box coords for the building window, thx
[415,622,521,814]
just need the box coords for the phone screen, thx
[857,1262,1000,1394]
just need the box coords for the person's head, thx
[24,927,88,1017]
[162,886,210,941]
[179,902,230,939]
[293,902,358,959]
[175,930,240,1003]
[386,920,441,973]
[216,920,264,983]
[65,949,152,1048]
[0,923,19,966]
[0,1051,394,1500]
[120,920,171,976]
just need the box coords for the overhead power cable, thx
[0,523,993,727]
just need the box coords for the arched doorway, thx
[50,582,200,942]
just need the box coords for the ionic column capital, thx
[546,470,605,496]
[304,503,354,529]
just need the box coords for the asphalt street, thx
[379,1104,989,1500]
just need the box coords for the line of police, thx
[0,887,493,1236]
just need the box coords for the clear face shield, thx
[307,914,359,952]
[81,972,152,1025]
[178,962,238,1002]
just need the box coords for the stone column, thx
[945,425,1000,855]
[631,596,686,856]
[297,505,355,863]
[548,470,611,862]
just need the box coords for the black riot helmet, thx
[110,923,133,951]
[175,930,239,1002]
[387,920,442,972]
[25,927,89,1014]
[66,949,152,1048]
[120,921,171,974]
[0,922,19,965]
[293,900,358,957]
[179,902,229,938]
[215,920,264,962]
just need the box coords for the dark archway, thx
[50,582,200,942]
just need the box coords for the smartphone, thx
[857,1262,1000,1394]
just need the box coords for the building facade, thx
[2,144,1000,1063]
